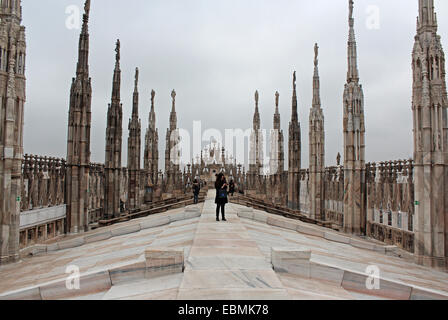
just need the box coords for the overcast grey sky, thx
[22,0,448,168]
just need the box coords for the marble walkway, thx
[177,192,290,299]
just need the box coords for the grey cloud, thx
[22,0,448,168]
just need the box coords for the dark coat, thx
[215,180,228,204]
[192,183,200,195]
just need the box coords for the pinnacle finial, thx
[84,0,91,16]
[82,0,90,25]
[275,91,279,106]
[82,0,91,27]
[293,71,297,89]
[347,0,359,83]
[151,90,156,105]
[349,0,354,26]
[255,90,259,104]
[312,43,321,109]
[115,39,120,63]
[171,89,176,100]
[134,67,139,90]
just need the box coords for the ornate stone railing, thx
[365,159,415,252]
[21,154,66,212]
[323,165,344,228]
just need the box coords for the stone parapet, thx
[238,208,411,262]
[271,247,448,300]
[19,208,201,259]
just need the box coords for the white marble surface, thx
[1,192,448,300]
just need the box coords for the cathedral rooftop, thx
[0,191,447,300]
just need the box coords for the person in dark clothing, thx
[215,173,228,222]
[192,179,200,204]
[229,180,235,197]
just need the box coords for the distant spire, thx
[254,90,260,130]
[291,71,298,122]
[76,0,91,77]
[275,91,280,115]
[312,43,321,109]
[111,40,121,103]
[149,90,156,128]
[347,0,359,83]
[274,91,281,130]
[132,67,139,117]
[171,89,176,112]
[115,39,120,69]
[134,67,139,92]
[418,0,437,32]
[255,90,260,112]
[84,0,91,17]
[169,90,177,130]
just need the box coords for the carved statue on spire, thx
[293,71,297,90]
[349,0,354,26]
[171,89,176,102]
[84,0,91,16]
[115,39,120,62]
[255,90,259,104]
[275,91,279,107]
[134,67,139,89]
[151,90,155,106]
[314,43,319,67]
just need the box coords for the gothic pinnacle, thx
[253,90,260,130]
[255,90,259,111]
[274,91,281,130]
[349,0,354,28]
[84,0,91,16]
[134,67,139,92]
[151,90,156,108]
[171,89,176,112]
[292,71,298,122]
[82,0,91,26]
[275,91,280,114]
[115,39,120,68]
[132,67,139,117]
[111,40,121,103]
[149,90,156,128]
[313,43,321,109]
[347,0,359,83]
[76,0,91,77]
